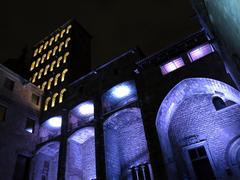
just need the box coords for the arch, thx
[59,88,66,103]
[33,48,38,57]
[31,141,60,180]
[41,54,46,64]
[44,65,50,75]
[51,93,59,107]
[55,33,60,42]
[38,68,44,79]
[53,46,58,56]
[30,61,35,71]
[44,41,49,49]
[58,42,64,52]
[61,69,68,82]
[44,97,51,111]
[63,52,69,63]
[66,127,96,180]
[56,56,63,67]
[49,37,54,46]
[60,29,65,38]
[66,25,72,34]
[50,61,56,71]
[38,45,44,53]
[47,77,54,90]
[65,37,71,48]
[155,78,240,178]
[47,50,52,60]
[54,73,61,86]
[36,57,41,67]
[32,72,38,83]
[41,81,47,91]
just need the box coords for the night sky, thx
[0,0,200,68]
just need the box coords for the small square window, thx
[25,118,35,133]
[4,78,14,91]
[32,93,40,105]
[0,104,7,122]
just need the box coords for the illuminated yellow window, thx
[59,42,64,52]
[36,58,41,67]
[30,61,35,71]
[60,29,66,38]
[44,41,49,49]
[47,77,54,90]
[33,49,38,57]
[53,46,58,56]
[41,81,47,91]
[38,45,44,53]
[32,72,38,83]
[44,65,50,75]
[49,37,54,46]
[50,61,56,71]
[47,50,52,60]
[54,73,61,86]
[41,54,46,64]
[66,25,72,34]
[44,97,51,111]
[63,52,70,63]
[61,69,68,82]
[51,93,59,107]
[38,68,44,79]
[65,37,71,48]
[57,56,63,67]
[59,88,66,103]
[55,33,60,42]
[37,85,41,89]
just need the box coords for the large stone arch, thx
[155,78,240,178]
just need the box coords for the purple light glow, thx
[111,84,131,98]
[160,57,185,75]
[46,116,62,128]
[188,43,214,62]
[77,101,94,116]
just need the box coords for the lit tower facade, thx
[29,20,91,121]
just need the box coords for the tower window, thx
[55,33,60,42]
[44,41,49,49]
[4,78,15,91]
[47,50,52,60]
[65,37,71,48]
[59,89,66,103]
[53,46,58,56]
[212,96,226,110]
[33,49,38,57]
[57,56,63,67]
[38,69,44,79]
[30,61,35,71]
[160,57,185,75]
[36,58,41,67]
[51,93,59,107]
[61,69,68,82]
[44,97,51,111]
[47,78,54,90]
[25,118,35,133]
[54,73,61,86]
[49,37,54,46]
[32,93,40,105]
[63,52,69,63]
[32,72,38,83]
[0,104,7,122]
[60,29,66,38]
[50,61,56,71]
[66,25,72,34]
[44,65,50,75]
[38,45,44,53]
[41,82,47,91]
[59,42,64,52]
[41,54,46,64]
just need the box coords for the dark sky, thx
[0,0,200,68]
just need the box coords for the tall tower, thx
[28,19,91,120]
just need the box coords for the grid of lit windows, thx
[44,88,66,111]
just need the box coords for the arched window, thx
[61,69,68,82]
[63,52,70,63]
[60,29,66,38]
[54,73,61,86]
[59,89,66,103]
[50,61,56,71]
[66,25,72,34]
[51,93,59,107]
[59,42,64,52]
[32,72,38,83]
[47,50,52,60]
[212,96,226,110]
[44,41,49,49]
[44,97,51,111]
[53,46,58,56]
[49,37,54,46]
[39,45,44,53]
[57,56,63,67]
[36,57,41,67]
[55,33,60,42]
[38,68,44,79]
[30,61,35,71]
[41,81,47,91]
[65,37,71,48]
[44,65,50,75]
[41,54,46,64]
[33,48,38,57]
[47,77,54,90]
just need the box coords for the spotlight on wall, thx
[111,84,131,98]
[47,116,62,128]
[78,102,94,116]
